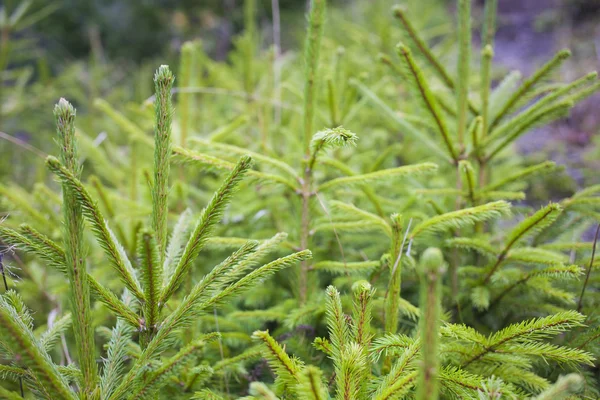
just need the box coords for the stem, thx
[299,167,311,305]
[384,215,406,335]
[456,0,471,152]
[577,224,600,312]
[482,207,556,284]
[299,0,326,304]
[416,248,444,400]
[152,66,175,262]
[302,0,326,155]
[54,98,98,397]
[480,45,493,144]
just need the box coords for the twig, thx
[577,224,600,312]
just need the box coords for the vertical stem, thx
[299,0,326,304]
[152,65,175,263]
[302,0,326,155]
[384,215,404,335]
[299,171,311,305]
[478,0,497,209]
[416,248,444,400]
[54,98,98,397]
[456,0,471,153]
[577,224,600,312]
[481,0,498,49]
[480,46,494,145]
[383,215,406,372]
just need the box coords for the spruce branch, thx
[395,44,458,162]
[53,98,98,394]
[248,382,278,399]
[152,65,175,261]
[127,248,310,392]
[352,281,374,350]
[444,237,497,258]
[532,374,583,400]
[39,313,72,354]
[490,49,571,129]
[0,224,66,274]
[0,386,22,400]
[0,294,76,399]
[308,126,357,170]
[127,338,207,400]
[483,161,556,192]
[325,285,351,360]
[482,203,561,284]
[46,156,144,300]
[488,265,581,311]
[411,201,511,239]
[312,260,379,275]
[296,366,328,400]
[392,6,454,91]
[462,311,588,367]
[373,339,421,400]
[328,200,391,236]
[160,155,253,304]
[351,79,452,162]
[173,147,298,191]
[191,138,298,179]
[162,208,193,283]
[0,224,140,328]
[100,314,135,399]
[137,229,162,339]
[318,162,437,192]
[252,330,303,390]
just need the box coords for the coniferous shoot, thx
[384,214,405,335]
[299,0,327,305]
[53,98,98,396]
[152,65,175,261]
[416,248,445,400]
[456,0,471,151]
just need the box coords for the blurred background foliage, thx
[0,0,599,185]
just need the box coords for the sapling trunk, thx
[54,98,99,398]
[416,248,445,400]
[456,0,471,152]
[384,214,404,335]
[152,65,175,262]
[299,0,326,304]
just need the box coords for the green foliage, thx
[2,0,600,398]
